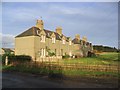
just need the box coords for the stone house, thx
[15,19,93,61]
[0,48,15,55]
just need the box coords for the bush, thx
[62,54,70,59]
[10,55,32,63]
[87,51,96,57]
[2,54,15,65]
[2,54,32,65]
[48,52,56,56]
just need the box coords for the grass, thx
[2,52,119,78]
[63,70,119,78]
[2,65,49,75]
[59,52,119,66]
[97,52,119,61]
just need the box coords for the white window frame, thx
[52,37,56,43]
[37,30,39,35]
[43,48,45,56]
[69,51,72,56]
[41,35,45,42]
[69,41,72,45]
[41,48,43,57]
[62,39,65,44]
[41,48,45,57]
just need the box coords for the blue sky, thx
[1,2,118,48]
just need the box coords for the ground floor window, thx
[40,48,46,57]
[61,49,63,56]
[55,49,56,56]
[69,51,72,56]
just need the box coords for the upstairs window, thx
[37,30,40,35]
[47,33,50,37]
[69,41,72,45]
[40,35,45,42]
[62,39,66,44]
[52,37,56,43]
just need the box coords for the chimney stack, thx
[56,26,62,36]
[36,19,44,30]
[75,34,80,40]
[82,36,87,42]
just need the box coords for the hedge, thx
[2,54,32,65]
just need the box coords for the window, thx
[40,48,43,56]
[55,49,56,55]
[69,41,71,45]
[37,30,40,35]
[40,48,45,57]
[59,36,61,39]
[69,51,72,56]
[62,39,65,44]
[61,49,63,56]
[47,33,50,37]
[40,35,45,42]
[52,37,56,43]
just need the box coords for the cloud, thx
[2,2,118,48]
[0,33,15,48]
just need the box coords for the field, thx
[59,52,119,65]
[49,52,119,78]
[2,52,120,79]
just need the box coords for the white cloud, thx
[49,3,117,20]
[0,33,15,48]
[2,2,118,48]
[3,8,38,22]
[3,2,117,24]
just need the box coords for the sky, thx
[1,2,118,48]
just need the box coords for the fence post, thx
[5,56,8,65]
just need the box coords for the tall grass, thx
[60,52,119,65]
[2,52,119,78]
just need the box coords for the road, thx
[2,72,118,88]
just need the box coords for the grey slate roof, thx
[2,48,14,52]
[15,26,69,41]
[72,38,80,44]
[15,26,40,38]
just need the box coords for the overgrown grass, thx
[2,52,119,78]
[97,52,119,61]
[60,52,119,65]
[2,65,49,75]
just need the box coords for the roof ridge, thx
[15,26,39,38]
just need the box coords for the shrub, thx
[2,54,15,65]
[62,54,70,59]
[48,52,56,56]
[2,54,32,65]
[10,55,32,63]
[46,48,56,56]
[87,51,96,57]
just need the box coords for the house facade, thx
[15,19,93,61]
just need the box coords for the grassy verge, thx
[2,65,49,75]
[2,64,119,79]
[2,52,119,79]
[63,70,119,78]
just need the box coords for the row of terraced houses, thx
[15,19,93,61]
